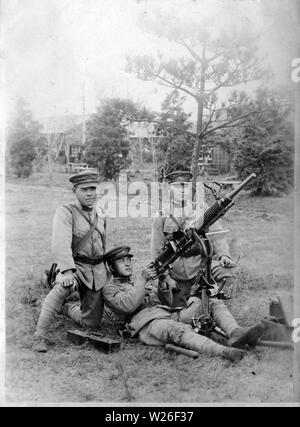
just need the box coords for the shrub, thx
[9,136,36,178]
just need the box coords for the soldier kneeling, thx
[102,246,265,362]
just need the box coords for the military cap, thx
[104,246,134,263]
[165,170,193,183]
[69,169,99,188]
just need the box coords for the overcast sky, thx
[2,0,299,121]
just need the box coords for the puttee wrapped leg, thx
[209,299,239,337]
[60,302,82,325]
[34,283,71,339]
[180,326,243,360]
[209,299,264,348]
[139,319,244,361]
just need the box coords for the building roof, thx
[125,120,199,138]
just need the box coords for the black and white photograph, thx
[1,0,300,408]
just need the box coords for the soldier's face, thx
[170,182,191,203]
[113,256,133,277]
[74,186,97,207]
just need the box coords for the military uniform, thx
[102,246,264,361]
[33,170,108,351]
[151,170,233,307]
[52,199,107,292]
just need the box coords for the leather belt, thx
[74,255,104,265]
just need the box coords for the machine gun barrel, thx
[226,173,257,199]
[153,173,256,277]
[195,173,256,234]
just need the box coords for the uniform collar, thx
[82,205,94,212]
[75,199,94,212]
[114,276,134,285]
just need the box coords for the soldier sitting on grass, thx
[102,246,265,362]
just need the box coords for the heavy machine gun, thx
[152,173,256,337]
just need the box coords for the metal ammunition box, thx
[67,329,121,353]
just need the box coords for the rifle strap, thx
[47,205,103,286]
[72,205,104,239]
[169,214,185,231]
[63,205,100,257]
[73,214,98,257]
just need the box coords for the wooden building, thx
[39,114,89,165]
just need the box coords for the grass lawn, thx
[4,172,294,404]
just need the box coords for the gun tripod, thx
[191,231,231,340]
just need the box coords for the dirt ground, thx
[4,173,295,404]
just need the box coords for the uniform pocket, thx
[73,226,88,238]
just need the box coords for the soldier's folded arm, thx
[102,279,146,314]
[51,205,76,273]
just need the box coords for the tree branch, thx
[205,59,247,93]
[206,50,226,63]
[201,110,260,137]
[202,106,216,134]
[129,119,197,138]
[156,74,198,99]
[179,39,204,64]
[212,103,247,113]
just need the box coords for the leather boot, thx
[222,347,245,361]
[32,335,49,353]
[180,329,244,361]
[228,322,265,348]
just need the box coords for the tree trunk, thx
[138,137,143,171]
[150,136,158,181]
[191,134,202,188]
[47,134,53,181]
[191,46,206,198]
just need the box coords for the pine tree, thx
[6,99,41,177]
[233,89,294,195]
[156,90,194,175]
[126,6,263,191]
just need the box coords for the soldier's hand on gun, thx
[142,264,157,282]
[159,274,178,291]
[60,270,76,287]
[219,255,236,268]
